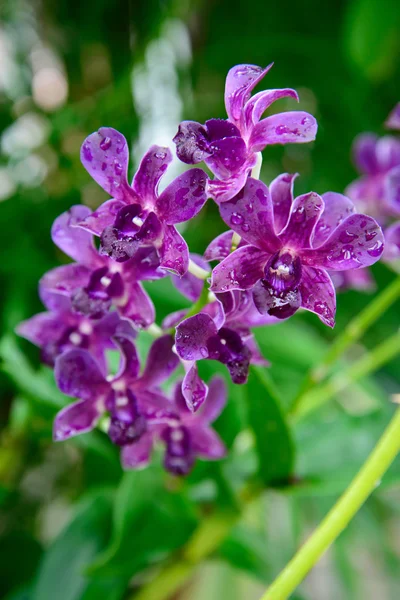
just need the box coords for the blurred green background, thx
[1,0,400,598]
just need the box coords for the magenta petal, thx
[198,376,227,424]
[17,312,67,347]
[55,349,106,400]
[300,266,336,328]
[173,121,211,164]
[159,225,189,276]
[182,363,208,412]
[205,136,247,179]
[132,145,172,202]
[243,88,299,129]
[384,221,400,261]
[53,399,101,441]
[210,246,269,293]
[385,165,400,215]
[386,103,400,131]
[51,206,97,264]
[172,254,209,301]
[301,214,384,270]
[40,264,91,312]
[175,314,217,361]
[269,173,298,235]
[139,335,179,387]
[204,231,235,261]
[121,433,153,469]
[249,111,317,152]
[207,168,251,204]
[157,168,208,224]
[124,247,163,281]
[118,282,155,328]
[375,136,400,171]
[77,199,126,236]
[313,193,355,248]
[252,280,301,319]
[352,133,379,175]
[113,333,140,381]
[219,178,280,252]
[279,192,324,250]
[81,127,132,200]
[224,63,273,123]
[191,426,226,459]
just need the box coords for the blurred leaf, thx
[0,531,42,598]
[219,525,269,582]
[246,366,295,485]
[33,492,114,600]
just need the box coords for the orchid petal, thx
[249,111,317,152]
[55,349,106,400]
[132,145,172,203]
[191,427,226,459]
[224,63,273,123]
[175,314,217,361]
[313,193,355,247]
[156,168,208,224]
[121,433,154,469]
[243,88,299,129]
[279,192,324,250]
[204,231,235,261]
[53,399,101,441]
[159,225,189,277]
[51,205,98,265]
[182,363,208,412]
[172,254,209,301]
[300,266,336,328]
[210,246,269,293]
[198,376,227,424]
[269,172,298,235]
[139,335,179,387]
[77,199,126,236]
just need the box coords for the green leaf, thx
[219,525,269,582]
[0,531,42,598]
[245,366,295,486]
[33,493,114,600]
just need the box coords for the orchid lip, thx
[263,248,302,294]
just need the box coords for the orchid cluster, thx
[18,64,385,476]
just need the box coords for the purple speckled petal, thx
[113,332,140,381]
[219,178,280,252]
[352,134,379,175]
[197,376,227,424]
[204,231,235,261]
[132,145,172,203]
[51,206,97,265]
[159,225,189,277]
[301,214,384,270]
[16,312,67,348]
[384,221,400,261]
[191,426,226,459]
[139,335,179,387]
[156,168,208,225]
[123,247,164,281]
[172,254,209,301]
[40,264,91,312]
[77,199,126,236]
[182,363,208,412]
[173,121,211,164]
[279,192,324,250]
[121,433,154,469]
[81,127,133,201]
[300,266,336,328]
[252,280,301,320]
[385,165,400,215]
[205,137,247,179]
[205,118,242,141]
[386,103,400,131]
[207,167,251,204]
[249,111,317,152]
[210,245,269,293]
[313,193,355,248]
[175,314,217,361]
[243,88,299,129]
[55,349,106,400]
[118,281,155,328]
[224,63,273,123]
[53,399,101,441]
[269,173,297,235]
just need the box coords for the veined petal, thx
[197,376,227,424]
[53,399,101,441]
[175,314,217,361]
[55,349,106,400]
[224,63,273,123]
[182,363,208,412]
[210,246,269,293]
[77,199,126,236]
[279,192,324,250]
[300,266,336,328]
[124,247,164,281]
[121,433,154,469]
[243,88,299,129]
[219,178,280,252]
[207,168,251,204]
[204,231,235,261]
[269,173,298,235]
[51,206,97,265]
[139,335,179,387]
[386,103,400,131]
[313,193,355,248]
[81,127,133,200]
[384,221,400,261]
[156,168,208,224]
[249,111,317,152]
[40,264,91,312]
[301,214,384,270]
[159,225,189,277]
[118,281,155,328]
[191,426,226,459]
[132,145,172,203]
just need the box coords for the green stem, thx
[291,276,400,412]
[290,330,400,421]
[261,405,400,600]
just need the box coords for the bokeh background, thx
[1,0,400,598]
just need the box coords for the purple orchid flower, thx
[121,376,227,476]
[54,331,179,447]
[17,309,124,372]
[41,205,164,328]
[386,103,400,131]
[210,174,384,327]
[78,128,209,276]
[383,221,400,262]
[345,133,400,220]
[173,63,317,203]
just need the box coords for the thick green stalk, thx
[291,276,400,412]
[261,406,400,600]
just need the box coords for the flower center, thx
[263,249,302,294]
